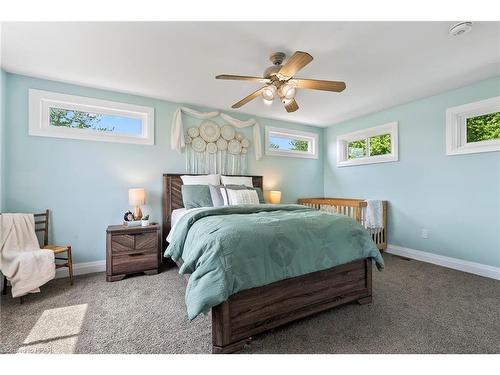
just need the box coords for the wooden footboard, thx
[298,198,388,252]
[211,258,372,354]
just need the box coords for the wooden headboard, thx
[161,174,263,250]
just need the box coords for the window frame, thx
[336,122,399,167]
[446,96,500,156]
[29,89,155,145]
[265,126,319,159]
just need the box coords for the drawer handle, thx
[129,253,145,257]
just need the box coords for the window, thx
[337,122,398,167]
[29,89,155,145]
[265,126,318,159]
[446,96,500,155]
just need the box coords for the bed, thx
[162,173,384,353]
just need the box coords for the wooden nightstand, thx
[106,224,161,282]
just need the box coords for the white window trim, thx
[446,96,500,156]
[336,122,398,167]
[29,89,155,145]
[265,126,319,159]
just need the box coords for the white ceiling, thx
[1,22,499,127]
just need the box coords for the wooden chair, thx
[2,209,73,297]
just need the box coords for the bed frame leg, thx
[212,337,252,354]
[357,295,372,305]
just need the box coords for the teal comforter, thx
[165,204,384,319]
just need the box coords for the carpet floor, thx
[1,254,499,354]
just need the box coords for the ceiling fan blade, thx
[232,87,265,109]
[290,78,346,92]
[278,51,313,79]
[216,74,271,84]
[283,98,299,113]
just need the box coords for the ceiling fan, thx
[216,51,346,113]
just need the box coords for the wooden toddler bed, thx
[298,198,388,252]
[162,174,383,354]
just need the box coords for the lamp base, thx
[134,206,143,220]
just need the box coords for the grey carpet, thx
[1,254,499,354]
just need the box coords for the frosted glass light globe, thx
[280,83,296,100]
[262,85,276,101]
[262,98,273,106]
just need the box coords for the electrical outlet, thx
[421,229,429,239]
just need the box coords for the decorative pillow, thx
[224,184,265,204]
[208,184,225,207]
[181,174,220,185]
[181,185,213,209]
[221,175,253,187]
[226,189,260,205]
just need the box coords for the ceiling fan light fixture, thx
[262,97,273,106]
[279,83,296,100]
[262,85,276,101]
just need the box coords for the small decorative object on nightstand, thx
[106,223,161,282]
[141,214,150,227]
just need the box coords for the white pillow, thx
[220,187,229,206]
[181,174,220,185]
[221,176,253,187]
[226,189,259,205]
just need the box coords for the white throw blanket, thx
[0,214,55,297]
[364,200,383,230]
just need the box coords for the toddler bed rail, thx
[297,198,387,251]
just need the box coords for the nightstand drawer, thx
[111,232,158,254]
[112,253,157,275]
[111,235,135,253]
[135,232,158,250]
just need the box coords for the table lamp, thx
[128,188,145,220]
[269,190,282,204]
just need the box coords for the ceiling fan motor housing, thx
[263,52,287,78]
[269,52,286,65]
[263,65,281,79]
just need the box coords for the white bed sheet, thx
[167,207,203,243]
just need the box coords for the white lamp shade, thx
[129,188,145,206]
[269,190,282,204]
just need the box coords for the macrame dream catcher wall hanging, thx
[184,120,249,175]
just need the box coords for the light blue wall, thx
[4,73,324,263]
[324,76,500,268]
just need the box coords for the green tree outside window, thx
[348,139,367,159]
[289,139,309,151]
[50,108,115,132]
[369,134,391,156]
[466,112,500,143]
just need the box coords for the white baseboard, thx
[55,260,106,279]
[386,244,500,281]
